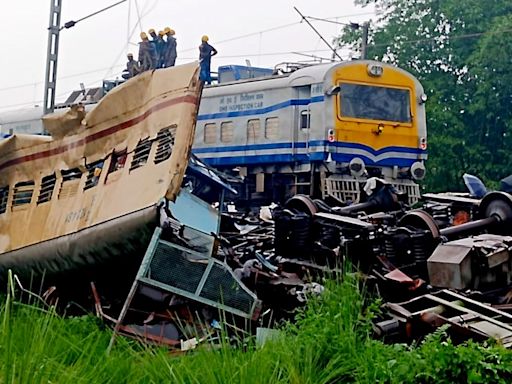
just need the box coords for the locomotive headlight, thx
[349,157,366,178]
[367,64,383,77]
[327,129,335,143]
[419,137,427,150]
[419,93,428,104]
[411,161,426,180]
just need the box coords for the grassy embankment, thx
[1,271,512,383]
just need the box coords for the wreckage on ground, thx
[2,61,512,350]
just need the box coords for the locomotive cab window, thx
[221,121,234,143]
[339,83,411,123]
[300,110,310,129]
[204,123,217,144]
[265,117,280,140]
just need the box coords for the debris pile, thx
[96,175,512,350]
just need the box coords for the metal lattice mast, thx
[43,0,62,116]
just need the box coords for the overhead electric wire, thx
[6,8,507,108]
[0,77,109,111]
[61,0,128,30]
[104,0,160,78]
[0,66,125,93]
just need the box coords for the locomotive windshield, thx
[339,83,411,123]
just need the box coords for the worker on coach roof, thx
[199,35,217,85]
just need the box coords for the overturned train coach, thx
[193,61,428,204]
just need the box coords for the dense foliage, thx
[2,273,512,383]
[338,0,512,191]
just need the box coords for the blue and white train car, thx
[193,60,428,203]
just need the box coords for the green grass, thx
[1,271,512,383]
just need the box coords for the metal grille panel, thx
[149,242,208,293]
[140,230,259,319]
[200,264,255,314]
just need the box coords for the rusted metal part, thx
[376,290,512,346]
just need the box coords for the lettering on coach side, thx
[218,93,264,113]
[65,207,91,224]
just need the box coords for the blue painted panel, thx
[192,140,427,156]
[168,190,220,234]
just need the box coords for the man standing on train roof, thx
[199,35,217,84]
[148,28,163,66]
[163,27,177,67]
[121,53,140,79]
[157,30,167,68]
[138,31,158,71]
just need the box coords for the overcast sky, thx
[0,0,374,112]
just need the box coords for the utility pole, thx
[43,0,128,117]
[361,22,369,60]
[43,0,62,116]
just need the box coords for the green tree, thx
[339,0,512,191]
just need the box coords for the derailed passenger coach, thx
[194,61,428,204]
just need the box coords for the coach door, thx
[293,85,311,163]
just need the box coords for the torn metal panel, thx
[428,234,512,289]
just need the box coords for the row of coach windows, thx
[0,127,174,214]
[204,117,280,144]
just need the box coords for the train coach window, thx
[0,186,9,214]
[300,110,310,129]
[204,123,217,144]
[265,117,280,140]
[221,121,234,143]
[108,150,128,173]
[154,128,174,164]
[247,119,261,140]
[37,173,57,204]
[84,160,104,190]
[13,181,35,208]
[339,83,411,123]
[59,168,82,199]
[130,138,152,171]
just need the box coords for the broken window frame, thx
[84,160,105,191]
[37,173,57,204]
[107,150,128,174]
[59,168,83,199]
[12,180,35,208]
[130,138,152,171]
[0,186,9,214]
[154,128,174,164]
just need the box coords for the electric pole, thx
[361,22,369,60]
[43,0,128,117]
[43,0,62,115]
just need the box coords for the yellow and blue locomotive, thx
[193,61,427,203]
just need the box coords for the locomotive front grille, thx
[325,175,421,205]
